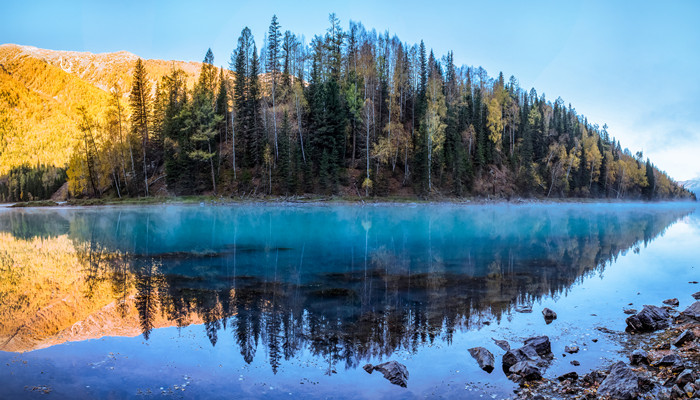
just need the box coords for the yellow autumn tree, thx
[486,97,504,149]
[426,75,446,191]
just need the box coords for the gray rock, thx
[681,301,700,321]
[625,305,670,332]
[629,349,649,365]
[542,308,557,323]
[623,308,637,315]
[509,361,542,381]
[492,338,510,351]
[672,329,695,347]
[571,360,580,366]
[656,353,684,372]
[565,345,579,354]
[468,346,495,373]
[692,291,700,300]
[682,382,695,397]
[656,342,671,350]
[670,384,685,399]
[364,361,409,387]
[597,361,640,400]
[663,298,679,307]
[523,336,553,358]
[502,344,541,373]
[583,370,607,386]
[557,371,579,382]
[502,336,552,373]
[676,369,695,387]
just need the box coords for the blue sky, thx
[3,0,700,181]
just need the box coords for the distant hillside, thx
[0,44,205,174]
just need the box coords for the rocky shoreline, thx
[358,291,699,398]
[509,292,700,399]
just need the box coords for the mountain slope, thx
[0,44,205,174]
[679,179,700,196]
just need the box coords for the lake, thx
[0,202,698,399]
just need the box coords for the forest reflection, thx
[0,205,693,374]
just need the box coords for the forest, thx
[2,14,694,202]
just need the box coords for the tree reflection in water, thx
[0,204,693,374]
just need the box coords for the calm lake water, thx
[0,202,698,399]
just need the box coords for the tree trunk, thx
[232,109,236,180]
[295,93,306,164]
[209,141,216,194]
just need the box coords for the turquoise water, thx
[0,202,698,399]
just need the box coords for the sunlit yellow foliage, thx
[0,44,205,175]
[582,130,602,187]
[486,97,504,148]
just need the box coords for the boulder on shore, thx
[363,361,409,387]
[597,361,642,400]
[625,305,670,332]
[681,301,700,321]
[510,361,542,382]
[672,329,695,347]
[524,336,553,358]
[468,347,495,373]
[629,349,649,366]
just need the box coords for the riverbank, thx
[4,194,697,208]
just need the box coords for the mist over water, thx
[0,202,697,399]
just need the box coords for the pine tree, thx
[267,15,282,158]
[188,50,223,193]
[129,58,152,196]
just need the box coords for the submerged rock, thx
[672,329,695,347]
[681,301,700,321]
[542,308,557,323]
[692,291,700,300]
[468,347,494,373]
[363,361,409,387]
[492,338,510,351]
[625,305,670,332]
[564,345,579,354]
[597,361,642,400]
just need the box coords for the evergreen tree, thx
[129,58,152,196]
[267,15,282,158]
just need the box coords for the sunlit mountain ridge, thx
[0,44,205,174]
